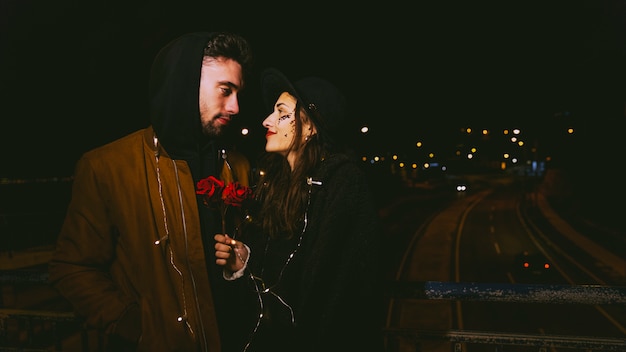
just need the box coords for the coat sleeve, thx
[301,163,385,351]
[48,154,139,337]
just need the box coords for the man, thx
[49,31,253,351]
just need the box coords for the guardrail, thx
[383,328,626,351]
[2,270,626,351]
[388,281,626,305]
[385,281,626,351]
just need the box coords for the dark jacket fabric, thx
[48,32,249,351]
[237,153,385,352]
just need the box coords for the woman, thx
[215,68,384,351]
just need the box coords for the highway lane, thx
[457,187,625,352]
[384,178,625,352]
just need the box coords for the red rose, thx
[196,176,254,236]
[222,181,253,207]
[196,176,225,205]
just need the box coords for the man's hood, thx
[149,32,212,160]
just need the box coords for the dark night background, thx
[1,0,624,186]
[2,4,625,349]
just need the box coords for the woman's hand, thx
[214,234,248,273]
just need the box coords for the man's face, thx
[199,56,244,137]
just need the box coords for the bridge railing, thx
[384,281,626,351]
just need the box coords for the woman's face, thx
[262,92,314,167]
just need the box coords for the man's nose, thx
[226,95,240,115]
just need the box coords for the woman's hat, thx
[261,68,347,146]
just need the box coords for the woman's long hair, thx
[253,101,326,239]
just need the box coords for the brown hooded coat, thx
[49,32,250,351]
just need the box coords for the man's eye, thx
[221,87,232,96]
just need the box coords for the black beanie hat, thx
[261,68,347,147]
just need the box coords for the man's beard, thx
[202,120,224,137]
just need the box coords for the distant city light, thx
[241,128,249,136]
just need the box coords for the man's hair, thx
[204,31,254,78]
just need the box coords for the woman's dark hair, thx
[253,102,325,239]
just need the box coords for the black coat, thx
[234,153,385,352]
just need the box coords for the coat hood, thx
[149,32,213,161]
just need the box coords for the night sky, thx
[1,1,624,178]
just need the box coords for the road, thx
[382,177,626,352]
